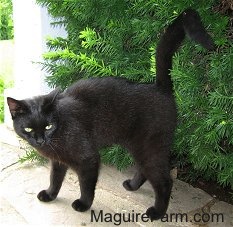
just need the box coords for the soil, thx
[191,178,233,205]
[177,167,233,205]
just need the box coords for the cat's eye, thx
[24,127,33,133]
[45,124,53,130]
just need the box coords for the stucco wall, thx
[4,0,66,126]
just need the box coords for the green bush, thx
[36,0,233,188]
[0,0,14,122]
[0,0,13,40]
[173,45,233,187]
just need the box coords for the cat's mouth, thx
[36,138,46,146]
[32,137,58,150]
[31,138,51,149]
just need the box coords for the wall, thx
[4,0,66,127]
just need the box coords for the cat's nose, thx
[36,138,45,146]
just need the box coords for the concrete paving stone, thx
[0,124,20,147]
[0,147,166,227]
[0,196,28,225]
[98,165,214,213]
[208,201,233,227]
[1,124,233,226]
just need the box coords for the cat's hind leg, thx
[37,161,68,202]
[123,168,146,191]
[133,135,173,221]
[146,172,172,221]
[142,152,172,221]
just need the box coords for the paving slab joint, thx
[187,198,220,225]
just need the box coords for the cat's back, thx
[65,77,145,97]
[62,77,176,122]
[57,77,176,146]
[65,77,159,102]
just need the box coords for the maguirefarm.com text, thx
[90,210,224,226]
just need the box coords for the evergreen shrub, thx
[0,0,13,40]
[36,0,233,188]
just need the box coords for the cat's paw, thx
[37,190,56,202]
[146,206,165,221]
[72,199,90,212]
[123,179,137,191]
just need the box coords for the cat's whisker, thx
[50,137,63,144]
[50,143,63,153]
[51,139,61,142]
[50,141,66,156]
[48,143,62,163]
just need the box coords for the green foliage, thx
[18,146,47,165]
[0,39,14,122]
[36,0,233,188]
[0,0,13,40]
[100,145,134,171]
[173,44,233,187]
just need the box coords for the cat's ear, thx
[47,87,62,104]
[7,97,29,119]
[43,87,62,112]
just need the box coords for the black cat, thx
[7,9,214,221]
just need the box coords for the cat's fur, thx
[7,9,214,221]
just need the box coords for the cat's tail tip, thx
[182,8,216,51]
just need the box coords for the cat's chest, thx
[37,143,66,162]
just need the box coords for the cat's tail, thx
[155,8,215,93]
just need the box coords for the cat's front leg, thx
[37,161,68,202]
[71,161,99,212]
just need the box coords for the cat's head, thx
[7,88,62,149]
